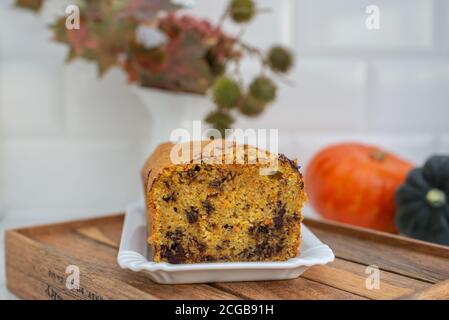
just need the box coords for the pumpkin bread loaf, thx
[141,140,306,264]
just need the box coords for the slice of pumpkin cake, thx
[141,140,306,264]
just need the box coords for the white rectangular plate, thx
[117,202,334,284]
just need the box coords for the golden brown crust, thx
[141,141,212,245]
[142,140,224,192]
[141,140,306,262]
[141,141,207,247]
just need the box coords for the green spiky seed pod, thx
[249,76,277,103]
[239,95,267,116]
[205,110,234,135]
[229,0,255,23]
[267,46,293,73]
[212,76,241,109]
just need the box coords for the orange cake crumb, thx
[141,140,306,264]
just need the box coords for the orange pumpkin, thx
[305,143,413,233]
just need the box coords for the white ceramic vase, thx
[133,86,213,155]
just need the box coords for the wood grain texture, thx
[301,259,429,300]
[211,278,367,300]
[400,279,449,300]
[5,214,449,300]
[6,226,239,300]
[304,219,449,283]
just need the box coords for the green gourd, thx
[395,155,449,246]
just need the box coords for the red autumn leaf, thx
[66,21,98,54]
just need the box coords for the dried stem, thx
[236,39,294,85]
[271,71,295,86]
[216,5,230,30]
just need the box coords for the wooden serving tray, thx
[5,214,449,300]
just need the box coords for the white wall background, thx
[1,0,449,289]
[2,0,449,220]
